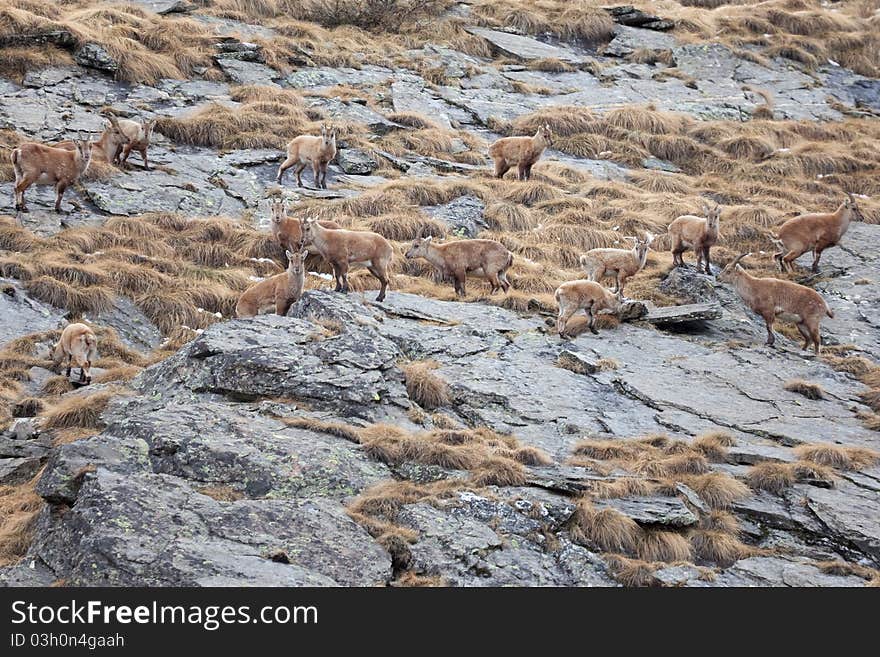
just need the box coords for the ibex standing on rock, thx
[277,124,337,189]
[52,323,98,384]
[668,204,721,274]
[719,253,833,353]
[113,117,157,170]
[771,194,862,273]
[12,137,92,213]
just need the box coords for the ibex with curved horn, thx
[12,134,92,213]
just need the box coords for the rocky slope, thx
[1,2,879,586]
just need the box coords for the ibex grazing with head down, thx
[269,199,341,258]
[489,124,552,181]
[771,195,862,273]
[113,117,157,170]
[52,323,98,384]
[276,124,337,189]
[235,248,308,317]
[12,138,92,213]
[301,218,393,302]
[668,204,721,274]
[579,233,654,296]
[554,280,622,338]
[57,116,129,165]
[719,253,833,353]
[405,236,513,297]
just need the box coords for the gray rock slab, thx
[465,27,589,64]
[423,194,487,237]
[0,279,66,349]
[595,495,698,527]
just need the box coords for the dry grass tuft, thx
[784,379,825,400]
[0,470,43,567]
[814,560,880,583]
[793,443,879,472]
[681,473,750,509]
[689,529,750,567]
[636,530,693,563]
[401,360,451,410]
[39,389,120,430]
[570,500,641,554]
[602,554,661,587]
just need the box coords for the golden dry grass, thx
[400,360,451,410]
[39,388,120,430]
[746,460,836,494]
[0,470,43,567]
[793,443,879,472]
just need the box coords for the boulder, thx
[337,148,378,175]
[465,27,588,64]
[423,194,487,237]
[73,43,119,73]
[215,58,279,85]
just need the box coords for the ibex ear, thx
[299,249,309,261]
[644,231,655,244]
[285,250,294,260]
[424,235,433,243]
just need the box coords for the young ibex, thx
[276,124,337,189]
[301,218,393,302]
[489,124,553,181]
[579,233,654,295]
[719,253,833,353]
[555,280,622,338]
[235,248,308,317]
[113,117,157,170]
[52,323,98,384]
[57,116,129,164]
[12,137,92,213]
[771,195,862,273]
[269,199,341,258]
[668,204,721,274]
[405,236,513,297]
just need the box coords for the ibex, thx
[113,117,157,170]
[57,116,129,164]
[405,236,513,296]
[12,137,92,213]
[301,218,393,302]
[52,323,98,384]
[668,204,721,274]
[580,233,654,295]
[555,280,622,338]
[269,198,341,258]
[489,124,553,181]
[719,253,834,353]
[276,124,337,189]
[235,248,308,317]
[771,195,862,273]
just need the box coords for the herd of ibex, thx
[10,117,864,385]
